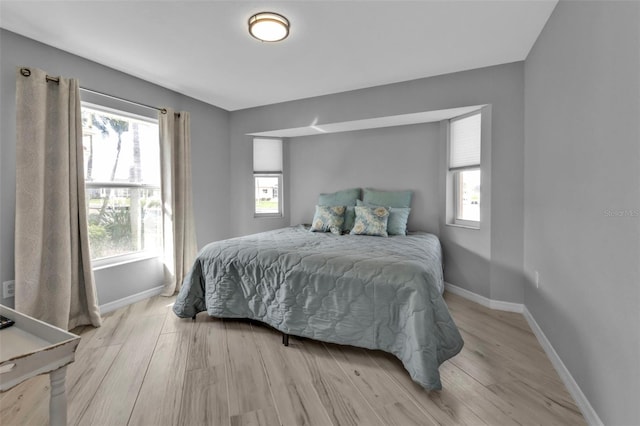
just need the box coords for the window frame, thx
[81,101,162,266]
[253,137,284,218]
[452,168,481,227]
[448,110,482,229]
[253,173,283,218]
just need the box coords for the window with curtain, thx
[81,103,162,263]
[253,137,283,217]
[449,111,481,227]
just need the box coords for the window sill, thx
[254,214,284,219]
[446,223,480,230]
[92,252,160,271]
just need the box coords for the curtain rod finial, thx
[20,67,31,77]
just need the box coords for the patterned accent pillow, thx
[318,189,360,233]
[350,206,390,237]
[310,205,346,235]
[357,200,410,235]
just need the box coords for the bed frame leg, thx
[282,333,289,347]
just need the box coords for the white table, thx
[0,305,80,426]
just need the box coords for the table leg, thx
[49,366,68,426]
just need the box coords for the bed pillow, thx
[342,206,356,232]
[362,188,413,208]
[318,188,360,232]
[310,205,346,235]
[350,206,390,237]
[357,200,411,235]
[386,207,411,235]
[318,188,360,206]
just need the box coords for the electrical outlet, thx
[2,280,15,298]
[534,271,540,289]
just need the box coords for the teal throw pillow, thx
[387,207,411,235]
[350,206,390,237]
[363,188,412,208]
[310,205,346,235]
[343,206,356,232]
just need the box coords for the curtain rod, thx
[80,86,176,116]
[19,67,172,115]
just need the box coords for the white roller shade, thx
[253,138,283,173]
[450,112,481,169]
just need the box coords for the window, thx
[449,111,481,227]
[253,138,283,217]
[81,103,162,262]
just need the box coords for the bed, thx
[173,225,463,390]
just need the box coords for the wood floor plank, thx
[83,308,136,349]
[368,351,487,425]
[67,344,121,425]
[250,324,315,386]
[447,299,544,358]
[376,400,436,426]
[444,292,532,333]
[76,314,164,426]
[487,380,586,426]
[299,339,385,426]
[224,320,278,418]
[70,324,100,355]
[455,325,558,381]
[269,382,334,426]
[128,330,192,426]
[186,316,226,371]
[178,366,230,426]
[127,294,174,317]
[0,374,49,426]
[162,307,195,335]
[229,406,280,426]
[161,300,212,336]
[325,343,438,425]
[450,328,574,408]
[438,361,528,425]
[251,323,334,426]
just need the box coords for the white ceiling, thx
[0,0,557,111]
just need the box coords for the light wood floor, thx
[0,292,586,426]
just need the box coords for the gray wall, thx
[524,2,640,425]
[230,62,525,303]
[289,123,441,234]
[0,29,230,307]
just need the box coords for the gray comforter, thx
[173,225,463,390]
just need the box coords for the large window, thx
[449,111,481,227]
[81,104,162,262]
[253,138,283,217]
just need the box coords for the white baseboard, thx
[99,285,164,315]
[444,281,602,426]
[523,307,603,426]
[444,282,523,313]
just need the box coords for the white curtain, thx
[14,67,102,330]
[159,108,197,296]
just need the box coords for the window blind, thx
[253,138,283,173]
[449,112,481,169]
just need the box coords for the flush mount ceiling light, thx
[248,12,290,42]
